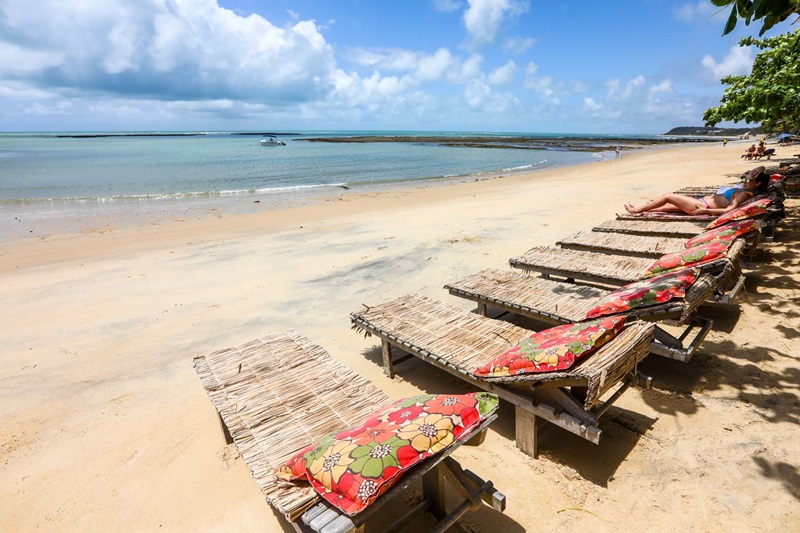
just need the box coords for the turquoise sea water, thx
[0,130,635,203]
[0,130,657,240]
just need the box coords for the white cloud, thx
[583,98,603,111]
[463,0,529,45]
[701,45,754,79]
[346,47,483,85]
[417,49,458,80]
[487,60,516,85]
[606,75,646,100]
[433,0,463,12]
[522,62,561,104]
[503,36,536,54]
[0,0,338,103]
[650,80,673,94]
[673,1,716,22]
[463,79,520,113]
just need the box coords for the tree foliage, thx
[712,0,800,35]
[703,29,800,132]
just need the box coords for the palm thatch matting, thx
[351,293,652,410]
[445,268,721,362]
[351,293,654,458]
[193,330,394,523]
[509,240,746,288]
[616,212,715,222]
[556,231,687,258]
[593,219,707,238]
[510,246,653,285]
[445,268,716,325]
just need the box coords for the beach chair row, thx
[191,173,789,532]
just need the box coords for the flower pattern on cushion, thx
[585,268,698,319]
[642,241,728,278]
[685,218,761,249]
[472,316,626,378]
[706,198,771,229]
[276,392,499,516]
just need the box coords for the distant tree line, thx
[664,126,763,136]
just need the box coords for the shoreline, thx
[1,141,798,531]
[0,145,685,272]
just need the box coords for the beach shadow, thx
[753,455,800,501]
[359,344,651,485]
[531,406,655,487]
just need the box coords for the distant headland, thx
[663,126,762,137]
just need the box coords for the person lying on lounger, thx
[624,167,770,216]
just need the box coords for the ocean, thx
[0,130,648,240]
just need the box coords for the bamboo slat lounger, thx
[508,240,748,305]
[592,219,708,238]
[351,295,654,459]
[616,189,784,241]
[444,267,734,363]
[556,231,688,258]
[193,330,506,533]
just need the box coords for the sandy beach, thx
[1,141,798,531]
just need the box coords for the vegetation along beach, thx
[1,1,799,532]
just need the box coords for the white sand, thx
[1,140,798,531]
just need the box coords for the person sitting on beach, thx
[624,167,770,216]
[756,147,776,160]
[741,144,757,160]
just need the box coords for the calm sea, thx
[0,130,647,239]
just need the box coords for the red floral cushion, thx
[642,241,728,277]
[706,198,770,229]
[276,392,499,516]
[685,218,761,248]
[585,268,698,319]
[473,316,626,378]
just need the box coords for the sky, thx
[0,0,796,134]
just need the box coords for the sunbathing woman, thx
[624,167,770,216]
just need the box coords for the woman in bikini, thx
[624,167,770,216]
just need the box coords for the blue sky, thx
[0,0,795,133]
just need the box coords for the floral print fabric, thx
[685,218,761,249]
[472,316,626,378]
[642,241,728,277]
[706,198,770,229]
[276,392,499,516]
[585,268,698,319]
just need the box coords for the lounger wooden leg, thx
[217,412,233,445]
[515,406,538,458]
[422,463,447,520]
[381,340,394,379]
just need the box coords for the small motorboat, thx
[259,136,286,146]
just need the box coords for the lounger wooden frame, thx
[193,330,506,533]
[509,240,747,305]
[556,231,688,258]
[351,294,654,459]
[444,268,729,363]
[592,219,708,238]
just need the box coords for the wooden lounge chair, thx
[509,240,748,305]
[444,267,735,363]
[351,294,654,459]
[592,219,708,238]
[193,330,506,533]
[556,231,687,258]
[617,188,784,241]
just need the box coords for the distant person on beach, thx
[723,138,728,147]
[615,146,621,158]
[741,144,756,160]
[624,167,769,216]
